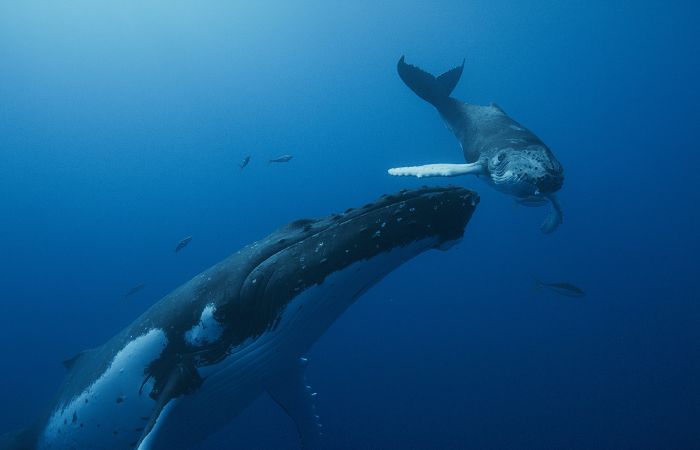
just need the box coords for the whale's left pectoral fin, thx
[540,195,563,234]
[267,357,322,450]
[388,162,485,178]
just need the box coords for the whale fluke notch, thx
[397,56,464,107]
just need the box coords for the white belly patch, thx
[38,328,169,450]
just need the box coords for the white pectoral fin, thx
[136,400,177,450]
[388,162,485,178]
[540,195,563,234]
[267,357,322,450]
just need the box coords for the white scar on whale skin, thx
[185,304,223,347]
[388,162,485,178]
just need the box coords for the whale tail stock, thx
[397,56,464,108]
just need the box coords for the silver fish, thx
[124,282,145,298]
[269,154,293,163]
[175,236,192,253]
[534,279,585,298]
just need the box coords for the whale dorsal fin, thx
[62,349,93,371]
[490,102,506,114]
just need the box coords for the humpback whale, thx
[0,186,478,450]
[389,56,565,233]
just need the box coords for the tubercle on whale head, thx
[322,185,479,252]
[267,186,479,256]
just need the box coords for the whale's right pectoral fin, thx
[267,357,322,450]
[388,162,485,178]
[540,195,563,234]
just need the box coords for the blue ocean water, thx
[1,1,698,448]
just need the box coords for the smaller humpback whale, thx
[389,56,565,233]
[174,236,192,253]
[124,282,145,298]
[239,155,251,169]
[269,154,293,163]
[0,186,478,450]
[534,279,585,298]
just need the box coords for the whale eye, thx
[497,152,506,162]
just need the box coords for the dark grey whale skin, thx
[440,99,563,195]
[396,56,564,232]
[0,185,478,450]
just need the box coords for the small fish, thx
[175,236,192,253]
[124,282,145,298]
[239,155,251,169]
[534,279,585,298]
[269,154,293,163]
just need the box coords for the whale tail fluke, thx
[397,56,464,107]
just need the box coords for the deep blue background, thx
[1,1,698,448]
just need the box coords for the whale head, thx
[214,185,480,346]
[133,186,480,406]
[486,145,563,198]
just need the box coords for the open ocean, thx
[1,1,698,448]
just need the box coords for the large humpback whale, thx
[389,56,565,233]
[1,186,478,450]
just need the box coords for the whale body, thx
[1,186,478,450]
[389,56,564,233]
